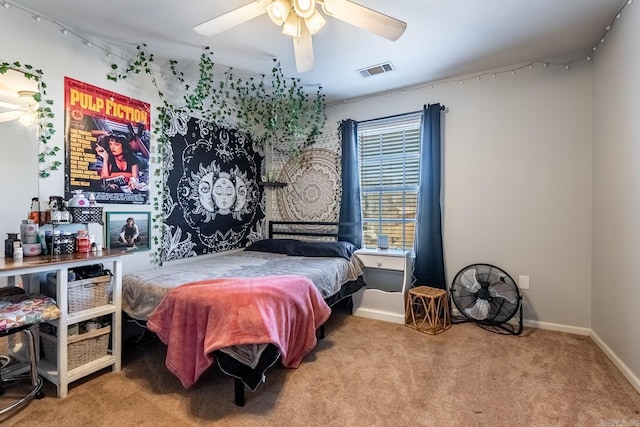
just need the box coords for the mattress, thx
[122,249,364,321]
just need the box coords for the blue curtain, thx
[338,119,362,247]
[413,104,446,289]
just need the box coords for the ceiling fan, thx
[194,0,407,73]
[0,91,37,125]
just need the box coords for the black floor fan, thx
[449,263,523,335]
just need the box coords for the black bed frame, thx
[268,220,360,240]
[225,221,364,406]
[125,221,363,407]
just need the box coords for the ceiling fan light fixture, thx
[282,12,301,37]
[18,91,37,108]
[266,0,292,26]
[305,9,326,35]
[320,0,336,16]
[292,0,315,19]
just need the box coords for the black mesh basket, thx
[68,207,103,224]
[47,234,76,255]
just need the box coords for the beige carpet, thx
[2,306,640,426]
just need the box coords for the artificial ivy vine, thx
[0,61,60,178]
[107,44,326,264]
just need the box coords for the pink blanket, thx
[147,275,331,388]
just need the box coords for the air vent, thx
[357,62,395,78]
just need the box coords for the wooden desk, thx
[0,250,127,397]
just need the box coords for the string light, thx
[2,0,124,61]
[1,0,296,95]
[329,0,634,108]
[0,0,632,108]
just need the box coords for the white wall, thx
[0,8,160,274]
[327,62,593,330]
[592,3,640,387]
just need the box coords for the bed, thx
[121,221,364,405]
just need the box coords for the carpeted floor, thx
[2,305,640,426]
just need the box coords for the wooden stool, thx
[405,286,451,335]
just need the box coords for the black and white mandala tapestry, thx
[163,113,265,259]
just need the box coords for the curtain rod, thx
[357,104,446,125]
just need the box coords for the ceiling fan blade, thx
[0,110,24,123]
[194,0,270,37]
[0,100,21,110]
[293,23,314,73]
[321,0,407,41]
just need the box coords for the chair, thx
[0,287,61,417]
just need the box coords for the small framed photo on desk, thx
[105,211,151,251]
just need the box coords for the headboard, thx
[268,221,360,241]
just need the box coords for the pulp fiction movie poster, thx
[64,77,151,204]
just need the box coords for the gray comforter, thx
[122,250,364,321]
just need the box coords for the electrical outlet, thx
[518,275,530,290]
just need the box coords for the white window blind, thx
[358,112,422,250]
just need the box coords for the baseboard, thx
[450,307,592,336]
[590,330,640,395]
[352,307,405,324]
[520,319,591,336]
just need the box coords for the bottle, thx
[5,233,18,258]
[29,197,40,224]
[49,196,62,222]
[13,247,23,259]
[68,190,88,208]
[76,229,90,253]
[38,230,48,255]
[39,200,50,225]
[21,219,38,244]
[60,201,70,223]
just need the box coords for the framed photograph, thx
[105,211,151,251]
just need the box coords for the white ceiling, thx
[14,0,626,104]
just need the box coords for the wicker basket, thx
[40,326,111,371]
[47,274,111,314]
[68,206,103,224]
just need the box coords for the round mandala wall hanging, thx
[276,148,340,223]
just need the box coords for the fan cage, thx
[449,263,523,335]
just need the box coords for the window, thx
[358,112,422,250]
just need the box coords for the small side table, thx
[405,286,451,335]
